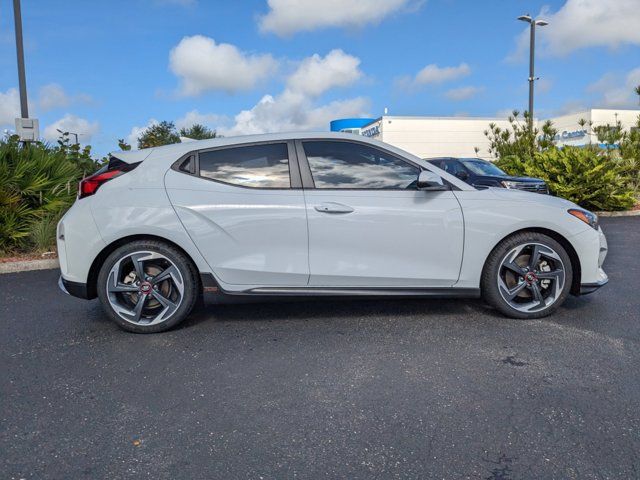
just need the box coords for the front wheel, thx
[481,232,573,319]
[97,240,199,333]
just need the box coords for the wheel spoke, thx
[108,282,138,293]
[151,265,178,285]
[503,261,525,276]
[536,269,563,280]
[130,253,147,281]
[151,290,178,310]
[132,293,149,322]
[528,245,541,269]
[501,281,528,301]
[529,282,544,306]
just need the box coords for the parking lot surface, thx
[2,217,639,479]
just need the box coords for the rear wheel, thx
[481,232,573,319]
[97,240,199,333]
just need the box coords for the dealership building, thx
[330,109,640,160]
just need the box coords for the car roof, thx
[111,131,384,163]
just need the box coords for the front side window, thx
[198,143,290,188]
[303,141,419,189]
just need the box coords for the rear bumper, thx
[59,276,91,299]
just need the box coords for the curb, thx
[595,210,640,217]
[0,258,59,275]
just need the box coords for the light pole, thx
[57,129,79,145]
[13,0,29,118]
[517,14,548,127]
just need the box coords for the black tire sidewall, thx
[481,232,573,319]
[97,240,199,333]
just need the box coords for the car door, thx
[165,141,309,287]
[297,139,464,288]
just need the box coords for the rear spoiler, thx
[108,148,154,164]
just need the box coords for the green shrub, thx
[29,214,59,252]
[0,135,98,254]
[496,146,636,211]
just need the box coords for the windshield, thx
[460,158,506,176]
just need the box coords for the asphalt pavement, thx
[1,217,639,479]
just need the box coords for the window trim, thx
[171,140,302,190]
[295,138,424,191]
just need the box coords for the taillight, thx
[78,158,140,199]
[78,170,123,199]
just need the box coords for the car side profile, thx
[57,132,608,333]
[427,157,549,194]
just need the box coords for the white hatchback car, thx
[58,132,608,333]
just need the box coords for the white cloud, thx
[445,86,484,101]
[509,0,640,59]
[38,84,93,111]
[125,119,159,147]
[0,88,20,126]
[220,90,370,136]
[169,35,278,96]
[175,110,227,131]
[587,67,640,108]
[399,63,471,90]
[219,49,368,136]
[259,0,421,36]
[43,114,100,143]
[286,49,362,97]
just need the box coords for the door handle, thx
[314,202,355,214]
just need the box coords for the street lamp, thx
[518,14,548,127]
[57,128,79,145]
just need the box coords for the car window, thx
[440,160,465,176]
[302,141,419,189]
[198,143,290,188]
[460,159,507,176]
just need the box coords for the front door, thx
[297,140,464,287]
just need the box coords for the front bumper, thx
[580,269,609,295]
[59,275,91,299]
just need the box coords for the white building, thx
[332,109,640,159]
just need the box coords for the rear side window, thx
[198,143,290,188]
[302,141,419,190]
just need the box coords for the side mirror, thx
[455,170,469,181]
[417,170,447,191]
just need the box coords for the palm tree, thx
[635,84,640,105]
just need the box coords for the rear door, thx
[165,141,309,287]
[297,139,464,287]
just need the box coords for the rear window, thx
[198,143,290,188]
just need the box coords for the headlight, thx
[568,208,599,230]
[501,180,518,189]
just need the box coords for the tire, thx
[97,240,199,333]
[481,232,573,319]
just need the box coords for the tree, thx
[593,121,624,145]
[137,121,181,149]
[484,110,557,162]
[635,85,640,105]
[118,139,131,151]
[179,123,218,140]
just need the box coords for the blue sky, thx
[1,0,639,156]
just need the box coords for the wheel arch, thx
[484,227,582,296]
[86,234,203,299]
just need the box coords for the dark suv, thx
[427,157,549,194]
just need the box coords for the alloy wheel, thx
[106,251,185,326]
[497,243,566,313]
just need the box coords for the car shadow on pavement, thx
[176,296,491,330]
